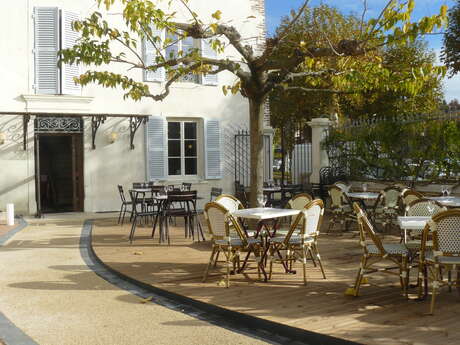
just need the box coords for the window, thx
[146,116,221,180]
[33,7,80,95]
[142,28,218,85]
[167,121,198,176]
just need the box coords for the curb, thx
[82,219,362,345]
[0,218,40,345]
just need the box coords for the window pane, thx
[168,140,181,157]
[184,140,197,156]
[185,158,197,175]
[182,36,194,54]
[184,122,196,139]
[168,158,181,175]
[168,122,180,139]
[165,32,178,60]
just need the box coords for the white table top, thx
[427,196,460,207]
[347,192,380,200]
[397,216,431,230]
[231,207,300,220]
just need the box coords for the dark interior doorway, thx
[37,134,84,213]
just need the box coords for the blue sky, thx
[265,0,459,101]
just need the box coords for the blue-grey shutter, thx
[205,120,221,179]
[143,27,165,82]
[201,39,218,86]
[61,10,81,95]
[146,116,166,180]
[34,7,59,94]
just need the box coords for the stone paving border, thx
[84,219,362,345]
[0,218,39,345]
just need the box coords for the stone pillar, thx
[307,117,332,184]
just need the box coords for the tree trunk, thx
[249,97,266,207]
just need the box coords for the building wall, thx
[0,0,266,214]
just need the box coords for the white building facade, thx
[0,0,271,215]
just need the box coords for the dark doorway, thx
[36,134,84,213]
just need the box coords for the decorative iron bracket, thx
[23,114,30,150]
[91,115,106,150]
[130,116,147,150]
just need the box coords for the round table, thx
[427,196,460,208]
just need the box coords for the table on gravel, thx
[231,207,300,281]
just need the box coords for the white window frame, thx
[167,120,199,178]
[165,30,200,84]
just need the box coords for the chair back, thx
[182,182,192,191]
[353,202,387,256]
[215,194,244,213]
[406,199,444,216]
[427,210,460,256]
[210,187,223,202]
[133,182,146,189]
[283,199,324,244]
[334,181,350,192]
[401,189,423,207]
[380,186,401,208]
[204,202,247,244]
[329,185,349,209]
[167,190,196,202]
[287,193,313,211]
[118,185,126,203]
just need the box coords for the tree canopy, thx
[60,0,448,204]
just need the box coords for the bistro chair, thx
[373,186,402,232]
[403,199,445,251]
[401,189,423,211]
[418,209,460,314]
[334,181,351,192]
[117,185,132,225]
[132,182,146,189]
[202,202,263,287]
[347,203,410,297]
[268,199,326,285]
[276,193,313,235]
[128,190,161,243]
[215,194,244,213]
[327,185,355,233]
[210,187,223,202]
[181,182,192,191]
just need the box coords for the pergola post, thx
[307,117,331,184]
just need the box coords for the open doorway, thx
[36,134,84,213]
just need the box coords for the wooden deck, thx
[92,216,460,345]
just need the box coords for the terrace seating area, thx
[99,179,460,344]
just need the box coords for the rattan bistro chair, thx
[403,199,445,252]
[202,202,263,287]
[327,185,355,232]
[215,194,244,213]
[347,203,410,297]
[268,199,326,285]
[373,186,402,231]
[418,210,460,314]
[276,193,313,236]
[401,189,424,210]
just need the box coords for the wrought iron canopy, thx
[0,111,150,150]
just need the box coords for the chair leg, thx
[151,213,159,238]
[118,204,124,224]
[129,215,138,243]
[121,206,129,225]
[312,243,326,279]
[352,255,368,296]
[430,267,440,315]
[226,248,231,288]
[302,246,308,286]
[203,247,217,283]
[268,246,274,280]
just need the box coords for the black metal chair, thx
[128,190,161,243]
[133,182,146,189]
[117,185,132,225]
[182,182,192,191]
[210,187,222,201]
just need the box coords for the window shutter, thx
[146,116,166,180]
[201,39,218,86]
[205,120,221,179]
[61,10,81,95]
[143,27,165,82]
[34,7,59,94]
